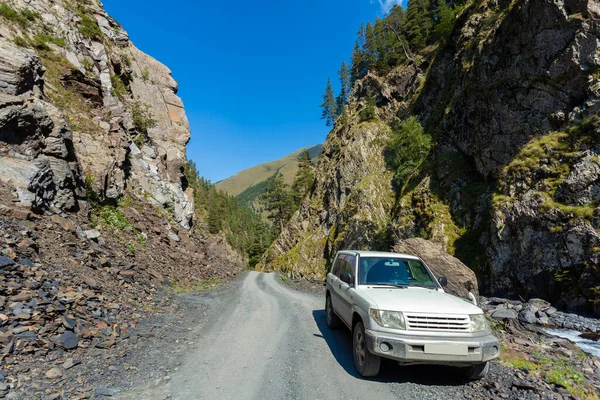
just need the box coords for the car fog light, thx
[380,342,392,352]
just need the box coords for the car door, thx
[337,254,357,326]
[327,254,344,314]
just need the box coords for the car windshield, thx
[358,257,438,288]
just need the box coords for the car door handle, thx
[339,284,342,289]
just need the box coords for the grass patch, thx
[76,6,102,39]
[0,3,40,28]
[169,278,220,293]
[41,53,102,134]
[501,351,540,371]
[501,349,599,399]
[494,117,600,223]
[90,196,147,249]
[110,73,128,100]
[33,34,66,49]
[13,35,29,47]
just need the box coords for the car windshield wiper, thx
[368,283,408,289]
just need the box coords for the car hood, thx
[359,286,482,315]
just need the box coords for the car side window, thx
[342,255,356,278]
[331,255,344,277]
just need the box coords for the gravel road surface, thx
[119,271,540,400]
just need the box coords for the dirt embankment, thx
[0,182,244,399]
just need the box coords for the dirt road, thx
[119,272,535,400]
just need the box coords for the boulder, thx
[492,306,518,320]
[84,229,102,240]
[519,306,538,324]
[527,298,551,312]
[393,238,479,299]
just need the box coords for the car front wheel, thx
[460,361,489,380]
[325,294,341,329]
[352,321,380,377]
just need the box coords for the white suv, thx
[325,250,499,379]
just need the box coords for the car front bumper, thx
[364,329,500,366]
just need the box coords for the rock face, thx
[0,0,193,228]
[392,238,479,299]
[260,0,600,315]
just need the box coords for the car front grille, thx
[405,314,470,332]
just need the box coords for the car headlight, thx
[370,309,406,330]
[470,314,488,333]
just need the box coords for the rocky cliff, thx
[0,2,248,397]
[259,0,600,315]
[0,0,193,228]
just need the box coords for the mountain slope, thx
[258,0,600,316]
[215,144,322,197]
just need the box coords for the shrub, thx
[77,7,102,39]
[110,74,128,99]
[81,58,94,73]
[33,34,50,50]
[130,100,157,135]
[385,116,432,190]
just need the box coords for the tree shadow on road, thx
[312,309,469,386]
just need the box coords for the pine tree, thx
[262,172,294,235]
[405,0,434,50]
[320,78,338,127]
[363,22,377,70]
[383,5,413,66]
[291,150,314,206]
[350,41,367,84]
[336,62,351,115]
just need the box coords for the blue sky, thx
[102,0,402,182]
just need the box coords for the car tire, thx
[460,361,489,380]
[325,294,341,329]
[352,321,380,377]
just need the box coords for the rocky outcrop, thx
[0,0,193,227]
[393,238,479,299]
[0,37,43,96]
[0,38,79,212]
[260,0,600,315]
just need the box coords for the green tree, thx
[405,0,433,50]
[262,172,294,234]
[338,103,350,127]
[320,78,338,127]
[350,40,367,84]
[336,62,351,115]
[247,221,272,267]
[183,161,272,265]
[384,116,432,190]
[434,1,456,41]
[291,150,315,206]
[359,95,377,122]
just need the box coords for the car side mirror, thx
[438,277,448,287]
[340,272,353,286]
